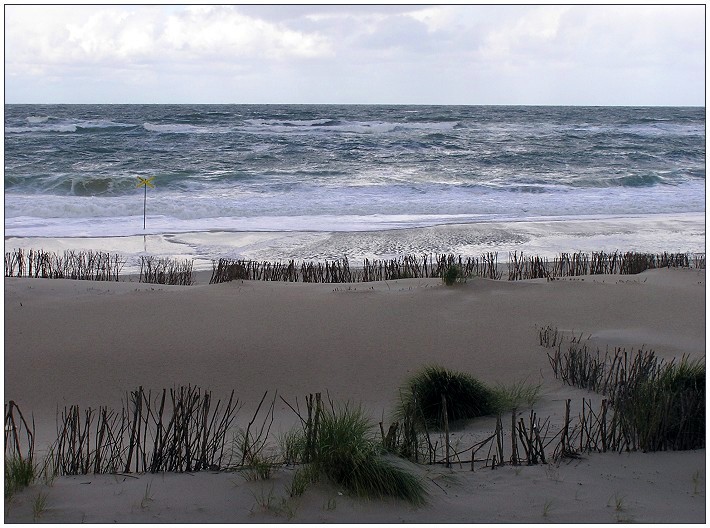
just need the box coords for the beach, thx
[4,265,705,523]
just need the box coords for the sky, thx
[4,4,706,106]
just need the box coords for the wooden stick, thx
[511,408,518,465]
[442,394,450,468]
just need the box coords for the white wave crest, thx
[77,119,136,129]
[241,119,458,135]
[143,122,229,134]
[6,124,77,133]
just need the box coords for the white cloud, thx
[481,5,569,56]
[406,5,476,33]
[478,5,704,71]
[7,5,333,75]
[159,6,332,61]
[4,4,705,104]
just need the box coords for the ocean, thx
[4,104,706,271]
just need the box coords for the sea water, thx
[4,105,705,270]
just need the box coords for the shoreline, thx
[5,212,706,273]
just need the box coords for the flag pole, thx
[137,176,156,230]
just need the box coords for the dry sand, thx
[3,267,706,523]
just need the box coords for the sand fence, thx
[4,327,703,481]
[5,248,703,284]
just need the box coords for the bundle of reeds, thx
[552,252,588,277]
[324,257,352,283]
[537,325,561,348]
[692,253,705,269]
[508,252,550,280]
[547,341,669,406]
[139,256,194,285]
[4,248,26,277]
[253,260,299,282]
[300,260,323,282]
[4,401,36,498]
[4,401,34,466]
[210,258,251,283]
[363,256,418,281]
[4,249,125,281]
[547,342,611,394]
[48,386,241,476]
[62,250,125,281]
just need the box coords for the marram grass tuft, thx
[398,365,496,430]
[286,404,427,505]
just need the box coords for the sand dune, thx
[3,267,705,523]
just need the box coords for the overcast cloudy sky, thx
[4,4,705,105]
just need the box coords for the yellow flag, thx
[137,176,155,188]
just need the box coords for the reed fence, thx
[209,250,700,284]
[3,328,704,480]
[5,248,703,284]
[4,249,124,281]
[379,383,703,474]
[139,256,194,285]
[5,374,704,482]
[377,398,619,472]
[38,386,242,476]
[542,328,705,452]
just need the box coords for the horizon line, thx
[3,102,706,108]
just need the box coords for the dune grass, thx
[286,464,319,498]
[442,264,464,286]
[5,456,35,499]
[397,365,496,430]
[547,334,705,452]
[620,356,705,451]
[490,379,542,414]
[286,404,427,505]
[314,405,426,504]
[657,356,705,392]
[32,492,48,521]
[240,455,274,481]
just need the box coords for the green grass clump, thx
[621,356,705,451]
[241,455,274,481]
[279,429,306,467]
[658,357,705,393]
[32,492,48,521]
[398,365,496,430]
[286,404,426,505]
[5,456,35,499]
[287,464,319,498]
[490,379,542,414]
[312,405,426,504]
[442,265,463,286]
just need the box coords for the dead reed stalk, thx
[545,328,705,452]
[4,400,35,465]
[139,256,194,285]
[48,386,241,476]
[4,249,125,280]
